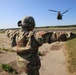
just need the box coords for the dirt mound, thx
[50,42,63,50]
[0,33,69,75]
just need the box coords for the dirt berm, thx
[0,33,69,75]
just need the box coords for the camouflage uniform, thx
[5,16,76,75]
[55,31,76,41]
[11,16,43,75]
[5,16,57,75]
[14,31,42,75]
[13,30,57,75]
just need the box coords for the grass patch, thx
[0,30,5,33]
[65,38,76,73]
[0,64,18,74]
[37,51,44,56]
[0,47,15,52]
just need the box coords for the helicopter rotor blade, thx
[48,9,58,12]
[62,10,69,14]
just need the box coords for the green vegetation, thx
[37,51,44,56]
[0,25,76,31]
[0,31,5,33]
[35,24,76,28]
[0,47,15,52]
[65,38,76,73]
[0,64,18,74]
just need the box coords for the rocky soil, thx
[0,33,69,75]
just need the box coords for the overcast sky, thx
[0,0,76,29]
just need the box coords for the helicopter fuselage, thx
[48,9,70,20]
[57,12,62,20]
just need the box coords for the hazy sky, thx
[0,0,76,29]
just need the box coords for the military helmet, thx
[17,16,35,27]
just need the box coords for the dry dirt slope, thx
[39,42,69,75]
[0,33,69,75]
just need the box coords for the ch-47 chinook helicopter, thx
[48,8,71,20]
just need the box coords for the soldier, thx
[12,16,42,75]
[6,16,58,75]
[12,16,41,75]
[6,16,76,75]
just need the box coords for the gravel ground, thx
[0,33,69,75]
